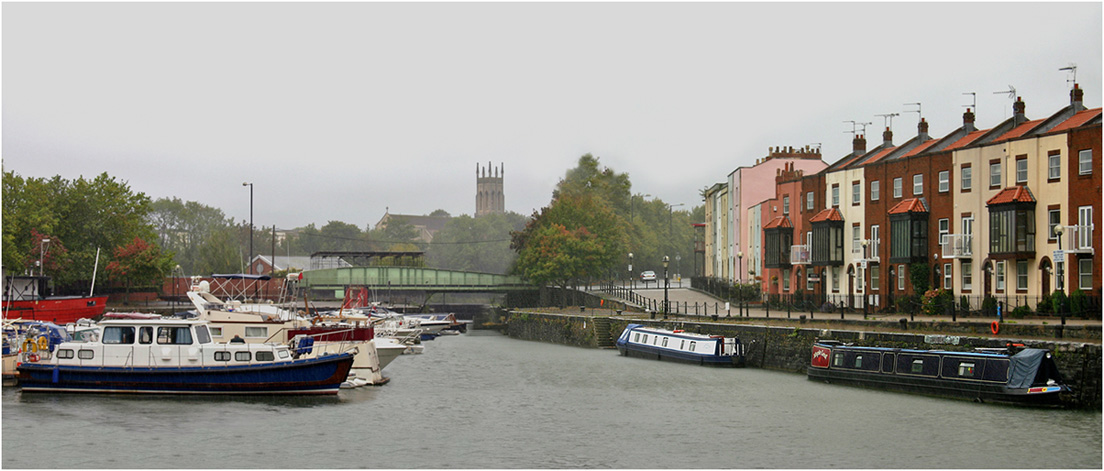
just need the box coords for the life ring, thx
[990,321,1000,335]
[36,336,49,352]
[22,339,37,353]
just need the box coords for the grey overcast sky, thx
[3,2,1101,230]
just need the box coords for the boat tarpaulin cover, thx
[211,274,272,280]
[1008,348,1060,388]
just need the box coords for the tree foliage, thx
[427,212,527,274]
[3,171,156,292]
[105,237,174,301]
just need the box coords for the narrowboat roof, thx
[625,324,726,340]
[814,342,1018,358]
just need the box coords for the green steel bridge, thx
[302,266,532,299]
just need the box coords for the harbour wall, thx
[497,310,1102,409]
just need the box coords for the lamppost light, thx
[1054,224,1064,235]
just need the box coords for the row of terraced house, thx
[703,84,1101,313]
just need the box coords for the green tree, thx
[427,212,527,273]
[149,197,236,275]
[105,237,174,303]
[369,217,421,252]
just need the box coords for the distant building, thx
[477,162,505,216]
[374,211,452,243]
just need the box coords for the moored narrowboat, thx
[616,324,745,367]
[807,340,1071,406]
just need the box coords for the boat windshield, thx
[194,325,212,344]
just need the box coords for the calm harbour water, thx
[2,330,1101,469]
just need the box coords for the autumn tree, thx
[105,237,174,303]
[427,212,526,274]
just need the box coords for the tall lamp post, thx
[736,251,743,316]
[676,254,682,287]
[1054,224,1065,293]
[861,240,869,316]
[668,203,685,235]
[663,255,670,319]
[242,182,253,275]
[628,252,634,297]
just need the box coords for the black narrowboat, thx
[807,340,1071,406]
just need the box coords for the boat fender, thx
[36,336,49,353]
[990,321,1000,335]
[27,353,39,362]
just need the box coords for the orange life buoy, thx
[991,321,1000,335]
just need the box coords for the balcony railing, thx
[790,245,810,265]
[941,234,973,259]
[1065,224,1095,254]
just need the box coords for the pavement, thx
[589,286,1102,327]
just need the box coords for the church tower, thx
[476,162,505,216]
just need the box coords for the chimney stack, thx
[918,118,929,141]
[1071,83,1085,111]
[853,134,867,156]
[882,126,893,146]
[1013,97,1026,126]
[963,108,976,132]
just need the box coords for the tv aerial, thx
[904,102,921,123]
[962,92,976,112]
[875,112,899,129]
[1060,63,1078,87]
[993,84,1017,102]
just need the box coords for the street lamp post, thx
[861,240,869,317]
[242,182,254,276]
[1054,224,1065,293]
[736,251,743,316]
[663,255,670,319]
[1055,224,1066,325]
[628,252,634,299]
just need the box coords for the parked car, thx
[640,270,657,282]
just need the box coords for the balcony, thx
[790,245,810,265]
[1064,224,1095,254]
[941,234,973,259]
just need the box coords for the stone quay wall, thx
[501,310,1102,409]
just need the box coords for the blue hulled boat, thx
[16,318,353,395]
[616,324,746,367]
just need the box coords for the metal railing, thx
[940,234,972,258]
[1065,225,1095,253]
[790,245,810,265]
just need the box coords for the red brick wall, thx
[1068,123,1102,296]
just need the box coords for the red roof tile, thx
[986,185,1036,206]
[861,146,897,165]
[944,130,987,151]
[993,119,1044,142]
[762,216,793,229]
[887,198,929,215]
[898,139,939,159]
[810,208,843,223]
[1048,108,1103,134]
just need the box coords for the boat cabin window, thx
[882,354,895,373]
[642,334,648,344]
[661,337,668,347]
[235,351,251,362]
[77,349,94,360]
[634,333,640,342]
[102,326,136,344]
[981,359,1010,382]
[214,351,231,361]
[958,362,975,377]
[942,358,989,380]
[209,326,224,338]
[255,351,275,361]
[690,341,697,352]
[245,327,268,339]
[194,326,212,344]
[833,353,844,367]
[138,327,153,344]
[57,349,74,359]
[278,350,290,359]
[680,340,685,350]
[899,355,939,376]
[157,327,193,345]
[855,355,863,368]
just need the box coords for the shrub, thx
[1010,305,1032,319]
[908,263,930,294]
[1036,292,1053,315]
[1051,290,1070,315]
[960,295,972,313]
[981,296,998,317]
[1070,289,1088,316]
[921,289,954,317]
[895,294,919,315]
